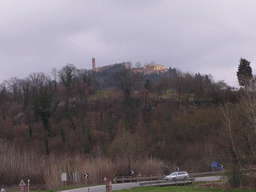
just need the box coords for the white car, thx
[164,171,189,181]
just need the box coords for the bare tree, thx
[221,103,243,167]
[74,69,92,151]
[170,70,185,106]
[154,77,171,98]
[237,78,256,161]
[58,64,77,117]
[135,62,142,69]
[51,68,58,91]
[109,128,146,175]
[29,72,51,94]
[4,77,23,104]
[111,69,143,130]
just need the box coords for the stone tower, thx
[92,58,95,71]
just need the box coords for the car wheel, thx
[184,176,187,180]
[172,178,176,181]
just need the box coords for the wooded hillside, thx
[0,63,254,188]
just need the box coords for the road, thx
[59,176,221,192]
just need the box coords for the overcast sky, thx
[1,0,256,87]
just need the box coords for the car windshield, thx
[170,172,176,175]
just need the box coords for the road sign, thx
[138,172,141,177]
[84,173,89,178]
[103,176,107,182]
[217,164,224,170]
[20,186,25,192]
[19,180,26,187]
[61,173,67,182]
[131,170,135,175]
[176,167,180,171]
[19,179,26,192]
[27,179,30,192]
[211,161,217,168]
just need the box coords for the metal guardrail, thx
[139,178,195,187]
[114,174,164,183]
[113,171,223,184]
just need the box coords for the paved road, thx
[59,176,221,192]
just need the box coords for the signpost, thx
[211,161,224,171]
[19,179,26,192]
[84,173,89,179]
[73,172,78,183]
[1,185,6,192]
[130,170,135,176]
[61,173,67,187]
[211,161,217,168]
[211,161,217,171]
[27,179,30,192]
[84,173,89,185]
[217,164,224,170]
[106,181,112,192]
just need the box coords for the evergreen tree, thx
[237,58,252,86]
[34,87,58,154]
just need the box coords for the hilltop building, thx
[91,58,130,72]
[132,64,168,75]
[92,58,96,71]
[91,58,167,75]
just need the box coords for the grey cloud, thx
[1,0,256,87]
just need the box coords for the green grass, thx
[7,185,91,192]
[7,182,255,192]
[8,185,256,192]
[115,186,256,192]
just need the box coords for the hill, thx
[0,63,249,188]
